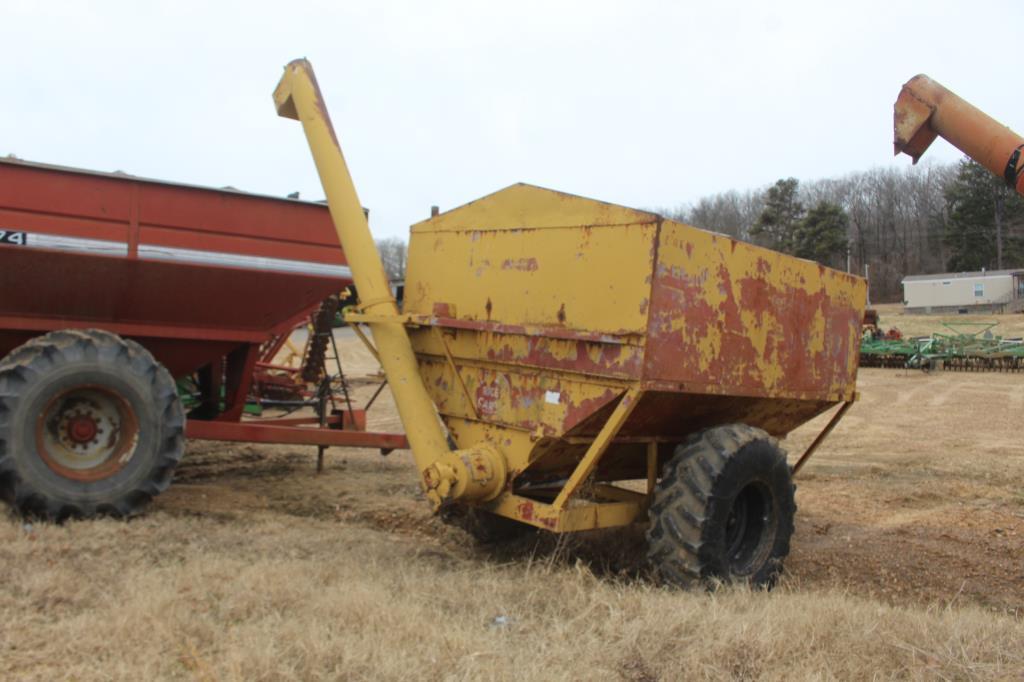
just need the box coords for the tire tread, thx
[646,423,794,588]
[0,329,185,520]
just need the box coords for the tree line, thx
[663,158,1024,302]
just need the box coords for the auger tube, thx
[894,74,1024,197]
[273,59,506,509]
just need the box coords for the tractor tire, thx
[646,424,795,588]
[443,504,535,544]
[0,329,185,520]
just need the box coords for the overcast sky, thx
[3,0,1022,239]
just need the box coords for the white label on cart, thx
[544,390,561,405]
[1,230,128,256]
[0,230,26,245]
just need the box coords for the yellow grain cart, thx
[274,60,867,587]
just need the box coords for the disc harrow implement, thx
[860,321,1024,372]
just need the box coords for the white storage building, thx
[901,269,1024,313]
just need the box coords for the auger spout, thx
[894,74,1024,196]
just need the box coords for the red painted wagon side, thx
[0,158,406,519]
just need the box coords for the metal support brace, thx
[349,324,380,363]
[646,441,658,495]
[551,388,641,511]
[431,326,480,420]
[791,400,854,475]
[316,377,329,474]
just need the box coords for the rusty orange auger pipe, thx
[894,74,1024,197]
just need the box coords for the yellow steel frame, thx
[487,491,644,532]
[550,388,640,510]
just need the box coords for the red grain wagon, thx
[0,158,406,518]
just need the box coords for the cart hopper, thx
[402,184,866,511]
[276,58,867,587]
[0,158,351,375]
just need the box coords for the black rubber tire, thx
[646,424,795,588]
[0,329,185,519]
[442,504,536,544]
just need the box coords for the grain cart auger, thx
[894,74,1024,197]
[275,59,867,587]
[273,61,507,510]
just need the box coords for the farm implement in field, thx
[0,155,406,521]
[859,336,923,369]
[861,322,1024,372]
[272,59,867,587]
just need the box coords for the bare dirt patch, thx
[785,368,1024,616]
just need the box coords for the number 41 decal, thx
[0,230,27,245]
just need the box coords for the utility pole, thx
[864,263,870,306]
[994,188,1005,270]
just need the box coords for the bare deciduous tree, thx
[663,162,956,302]
[661,189,766,241]
[376,237,408,281]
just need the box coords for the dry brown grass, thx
[2,327,1024,680]
[2,512,1022,681]
[872,303,1024,338]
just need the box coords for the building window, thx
[974,283,984,298]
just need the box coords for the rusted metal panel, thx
[406,184,864,408]
[408,321,645,379]
[401,184,865,497]
[644,221,865,402]
[403,183,664,480]
[613,391,836,441]
[413,356,625,441]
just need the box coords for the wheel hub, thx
[65,412,100,445]
[724,481,774,576]
[37,386,140,482]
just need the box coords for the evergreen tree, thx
[942,158,1024,271]
[750,178,804,253]
[793,201,849,268]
